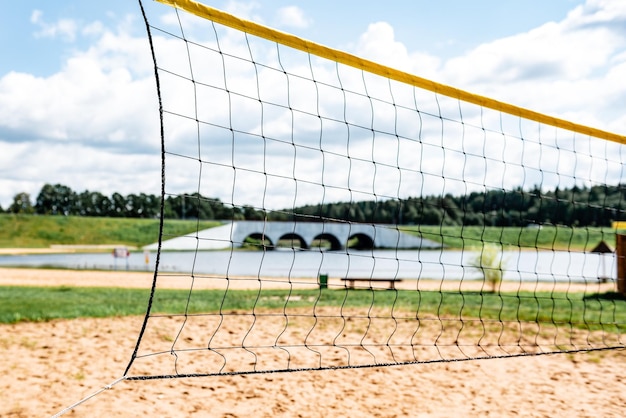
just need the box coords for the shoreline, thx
[0,267,616,293]
[0,245,137,255]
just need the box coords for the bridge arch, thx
[277,233,308,250]
[347,233,374,250]
[311,233,343,251]
[243,233,273,249]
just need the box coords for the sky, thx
[1,0,626,210]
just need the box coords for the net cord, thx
[50,377,126,418]
[155,0,626,145]
[123,0,168,377]
[124,345,624,380]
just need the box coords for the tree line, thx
[289,185,626,227]
[3,182,625,227]
[3,184,254,220]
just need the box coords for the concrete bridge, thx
[147,221,441,251]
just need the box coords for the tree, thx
[187,193,216,220]
[124,193,160,218]
[402,204,419,225]
[109,192,127,217]
[243,205,264,220]
[8,192,34,214]
[35,184,76,215]
[75,191,112,217]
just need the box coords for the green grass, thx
[1,286,624,333]
[0,214,220,248]
[403,225,616,251]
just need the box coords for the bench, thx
[341,277,403,290]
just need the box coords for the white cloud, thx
[355,22,441,77]
[0,139,161,207]
[443,20,619,86]
[275,6,310,29]
[438,0,626,125]
[565,0,626,28]
[31,10,79,42]
[0,13,159,207]
[0,31,156,146]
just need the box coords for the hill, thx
[0,214,219,249]
[0,214,617,252]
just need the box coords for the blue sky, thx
[1,0,625,209]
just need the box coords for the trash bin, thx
[318,274,328,289]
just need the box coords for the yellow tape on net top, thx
[156,0,626,145]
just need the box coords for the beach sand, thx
[1,268,625,417]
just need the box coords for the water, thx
[0,248,615,284]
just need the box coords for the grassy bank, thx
[0,214,618,251]
[405,225,616,251]
[1,286,624,332]
[0,214,219,249]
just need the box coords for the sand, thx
[1,268,625,417]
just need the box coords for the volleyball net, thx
[126,0,626,379]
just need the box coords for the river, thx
[0,248,615,284]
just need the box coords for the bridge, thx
[147,221,441,251]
